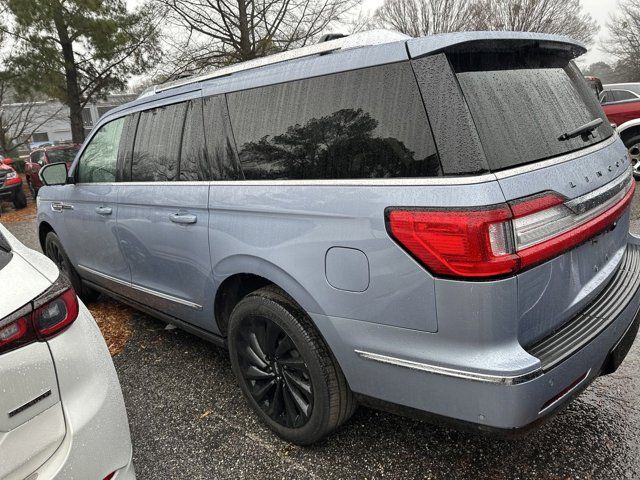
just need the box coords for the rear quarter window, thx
[227,62,441,180]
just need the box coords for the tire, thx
[623,133,640,179]
[12,188,27,209]
[44,232,100,302]
[228,285,355,445]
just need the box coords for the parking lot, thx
[3,189,640,479]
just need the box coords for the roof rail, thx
[139,29,410,98]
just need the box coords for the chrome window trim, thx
[77,265,203,310]
[73,174,498,187]
[354,349,542,385]
[493,134,619,179]
[70,135,619,188]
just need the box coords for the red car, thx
[600,83,640,178]
[24,144,79,197]
[0,157,27,209]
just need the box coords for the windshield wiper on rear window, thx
[558,118,603,141]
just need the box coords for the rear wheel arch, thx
[212,256,325,335]
[619,124,640,146]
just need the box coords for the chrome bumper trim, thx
[354,350,542,385]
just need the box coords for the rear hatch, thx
[408,34,634,345]
[0,226,65,480]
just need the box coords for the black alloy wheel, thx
[228,286,355,445]
[236,315,313,428]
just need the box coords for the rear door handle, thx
[95,206,112,216]
[169,212,197,225]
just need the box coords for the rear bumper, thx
[314,234,640,431]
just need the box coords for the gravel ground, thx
[3,186,640,479]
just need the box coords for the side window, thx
[227,62,441,180]
[601,91,614,104]
[199,95,242,180]
[131,102,187,182]
[31,151,44,165]
[614,90,637,102]
[77,117,125,183]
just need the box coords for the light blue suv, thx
[37,30,640,444]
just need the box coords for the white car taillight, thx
[0,276,79,355]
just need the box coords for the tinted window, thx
[117,114,139,181]
[613,90,637,102]
[78,117,125,183]
[448,51,613,171]
[201,96,242,180]
[227,62,441,180]
[131,102,187,182]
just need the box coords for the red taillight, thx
[387,207,519,278]
[387,175,635,279]
[0,278,79,355]
[33,288,79,337]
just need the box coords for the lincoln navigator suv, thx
[36,30,640,445]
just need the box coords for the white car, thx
[0,224,134,479]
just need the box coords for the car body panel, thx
[117,183,214,328]
[495,137,631,345]
[209,179,507,333]
[56,184,133,296]
[0,223,135,479]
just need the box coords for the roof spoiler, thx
[407,31,587,60]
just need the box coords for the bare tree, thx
[605,0,640,82]
[154,0,361,78]
[471,0,597,45]
[372,0,476,37]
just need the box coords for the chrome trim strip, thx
[75,174,498,187]
[77,265,203,310]
[514,169,634,249]
[493,135,619,180]
[354,350,542,385]
[565,166,632,214]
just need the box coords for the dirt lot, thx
[3,182,640,479]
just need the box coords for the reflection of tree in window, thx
[78,117,124,183]
[238,108,441,180]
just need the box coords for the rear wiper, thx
[558,118,603,141]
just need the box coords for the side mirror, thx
[39,162,69,186]
[1,158,13,166]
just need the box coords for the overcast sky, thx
[357,0,619,65]
[127,0,619,66]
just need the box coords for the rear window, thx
[448,51,613,171]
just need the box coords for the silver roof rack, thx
[139,29,410,98]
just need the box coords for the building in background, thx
[2,93,137,152]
